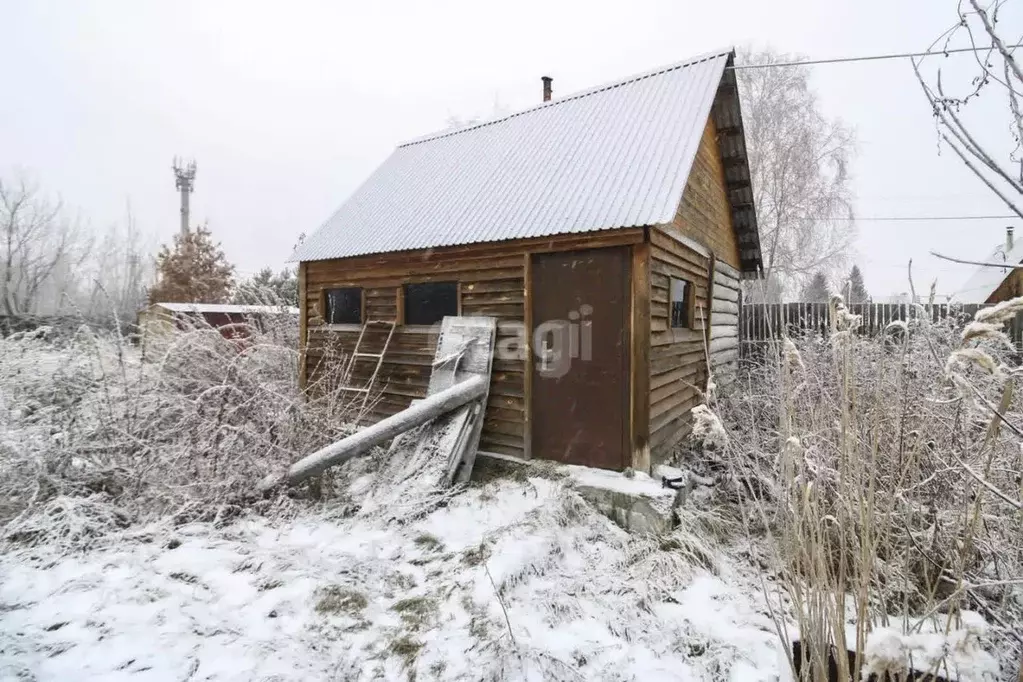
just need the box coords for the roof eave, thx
[712,52,764,279]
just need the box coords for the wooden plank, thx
[479,442,526,459]
[298,262,309,390]
[651,385,701,420]
[650,257,709,284]
[652,225,711,259]
[460,279,523,294]
[260,374,489,491]
[522,252,533,460]
[632,241,651,472]
[649,393,701,436]
[705,252,716,357]
[650,416,692,451]
[650,349,704,375]
[304,228,645,279]
[650,366,703,402]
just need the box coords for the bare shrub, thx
[711,299,1022,679]
[0,310,359,551]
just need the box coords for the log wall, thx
[644,115,744,465]
[302,230,644,461]
[648,227,710,466]
[988,268,1023,304]
[671,118,741,270]
[709,260,741,389]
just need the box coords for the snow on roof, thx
[149,302,299,315]
[294,49,757,265]
[952,238,1023,304]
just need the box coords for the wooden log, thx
[710,324,739,339]
[258,374,488,492]
[712,270,740,291]
[709,336,739,354]
[712,312,739,325]
[714,260,740,280]
[710,348,739,365]
[712,285,739,303]
[712,299,739,315]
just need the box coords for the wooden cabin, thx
[293,49,763,472]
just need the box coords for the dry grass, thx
[708,298,1023,680]
[0,309,362,551]
[314,585,369,615]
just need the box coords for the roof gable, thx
[294,49,761,275]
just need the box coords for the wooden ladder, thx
[343,320,396,413]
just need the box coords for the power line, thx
[835,214,1018,222]
[729,43,1023,70]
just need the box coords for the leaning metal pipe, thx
[257,374,487,493]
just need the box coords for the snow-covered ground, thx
[0,474,782,681]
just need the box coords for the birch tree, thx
[915,0,1023,219]
[736,48,857,300]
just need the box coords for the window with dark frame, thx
[669,277,692,329]
[403,281,458,326]
[323,287,362,324]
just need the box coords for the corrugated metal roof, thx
[293,50,736,263]
[149,303,300,315]
[953,237,1023,303]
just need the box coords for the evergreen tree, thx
[844,265,869,304]
[233,234,305,307]
[234,267,298,306]
[148,225,235,303]
[800,271,830,302]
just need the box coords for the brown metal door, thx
[531,247,629,470]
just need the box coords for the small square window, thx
[323,287,362,324]
[404,281,458,326]
[669,277,692,329]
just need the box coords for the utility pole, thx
[172,157,197,238]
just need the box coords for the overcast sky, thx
[2,0,1020,299]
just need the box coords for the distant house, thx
[292,49,763,472]
[138,302,299,341]
[954,226,1022,304]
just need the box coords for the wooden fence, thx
[740,302,1023,351]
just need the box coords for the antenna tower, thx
[173,157,197,237]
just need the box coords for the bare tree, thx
[915,0,1023,218]
[0,175,90,317]
[736,48,857,300]
[85,204,154,321]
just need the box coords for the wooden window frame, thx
[320,286,364,327]
[668,276,694,330]
[401,280,461,327]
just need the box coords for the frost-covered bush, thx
[709,298,1023,680]
[0,313,359,550]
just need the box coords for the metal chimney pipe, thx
[1008,225,1015,252]
[542,76,552,102]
